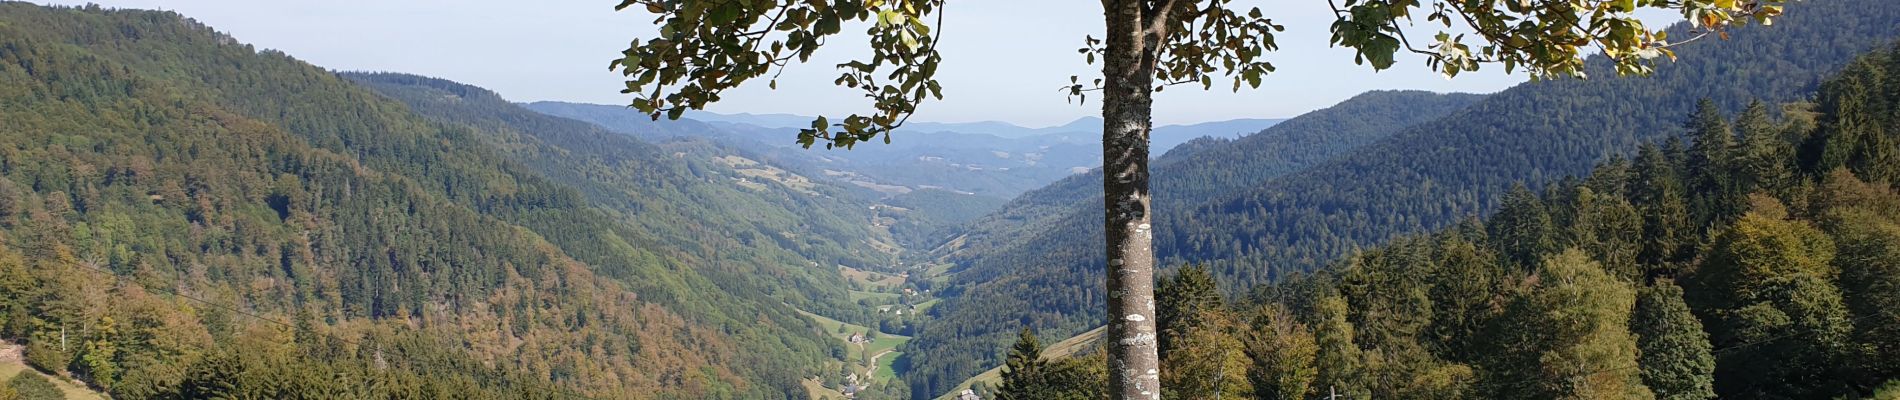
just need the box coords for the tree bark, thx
[1101,0,1160,399]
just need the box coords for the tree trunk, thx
[1101,0,1160,399]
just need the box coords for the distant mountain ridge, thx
[685,110,1282,149]
[528,101,1283,198]
[687,112,1070,139]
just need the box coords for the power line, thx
[61,260,600,400]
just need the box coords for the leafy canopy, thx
[612,0,1786,149]
[612,0,944,149]
[1332,0,1786,78]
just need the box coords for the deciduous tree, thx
[1493,249,1651,400]
[1310,295,1363,399]
[1692,196,1854,397]
[1245,305,1317,400]
[606,0,1791,397]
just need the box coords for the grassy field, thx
[921,263,957,287]
[802,376,837,400]
[863,334,909,356]
[912,298,942,313]
[798,308,914,390]
[810,260,943,395]
[799,309,910,355]
[931,326,1105,400]
[923,262,955,277]
[870,350,903,383]
[800,309,905,341]
[839,266,906,290]
[848,289,902,303]
[801,309,858,336]
[0,360,107,400]
[715,155,817,193]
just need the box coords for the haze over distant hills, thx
[526,101,1284,199]
[682,112,1287,155]
[683,111,1284,150]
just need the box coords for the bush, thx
[7,372,63,400]
[21,341,68,377]
[1869,380,1900,400]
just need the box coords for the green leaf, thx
[710,2,742,25]
[901,31,919,50]
[815,14,840,35]
[878,10,903,27]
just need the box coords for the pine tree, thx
[1686,98,1738,229]
[1571,187,1643,281]
[1631,143,1694,272]
[1813,50,1900,185]
[997,328,1049,400]
[1489,184,1557,268]
[1157,265,1222,358]
[1426,235,1503,356]
[172,352,241,399]
[1585,156,1632,198]
[1632,280,1716,400]
[1733,101,1793,194]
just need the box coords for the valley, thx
[0,1,1896,399]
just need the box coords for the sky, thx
[39,0,1541,127]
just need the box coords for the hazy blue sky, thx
[43,0,1542,126]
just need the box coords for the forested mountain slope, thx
[905,90,1485,396]
[1180,0,1900,285]
[880,188,1011,252]
[934,91,1483,277]
[907,0,1900,396]
[0,3,844,398]
[345,73,903,322]
[993,43,1900,399]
